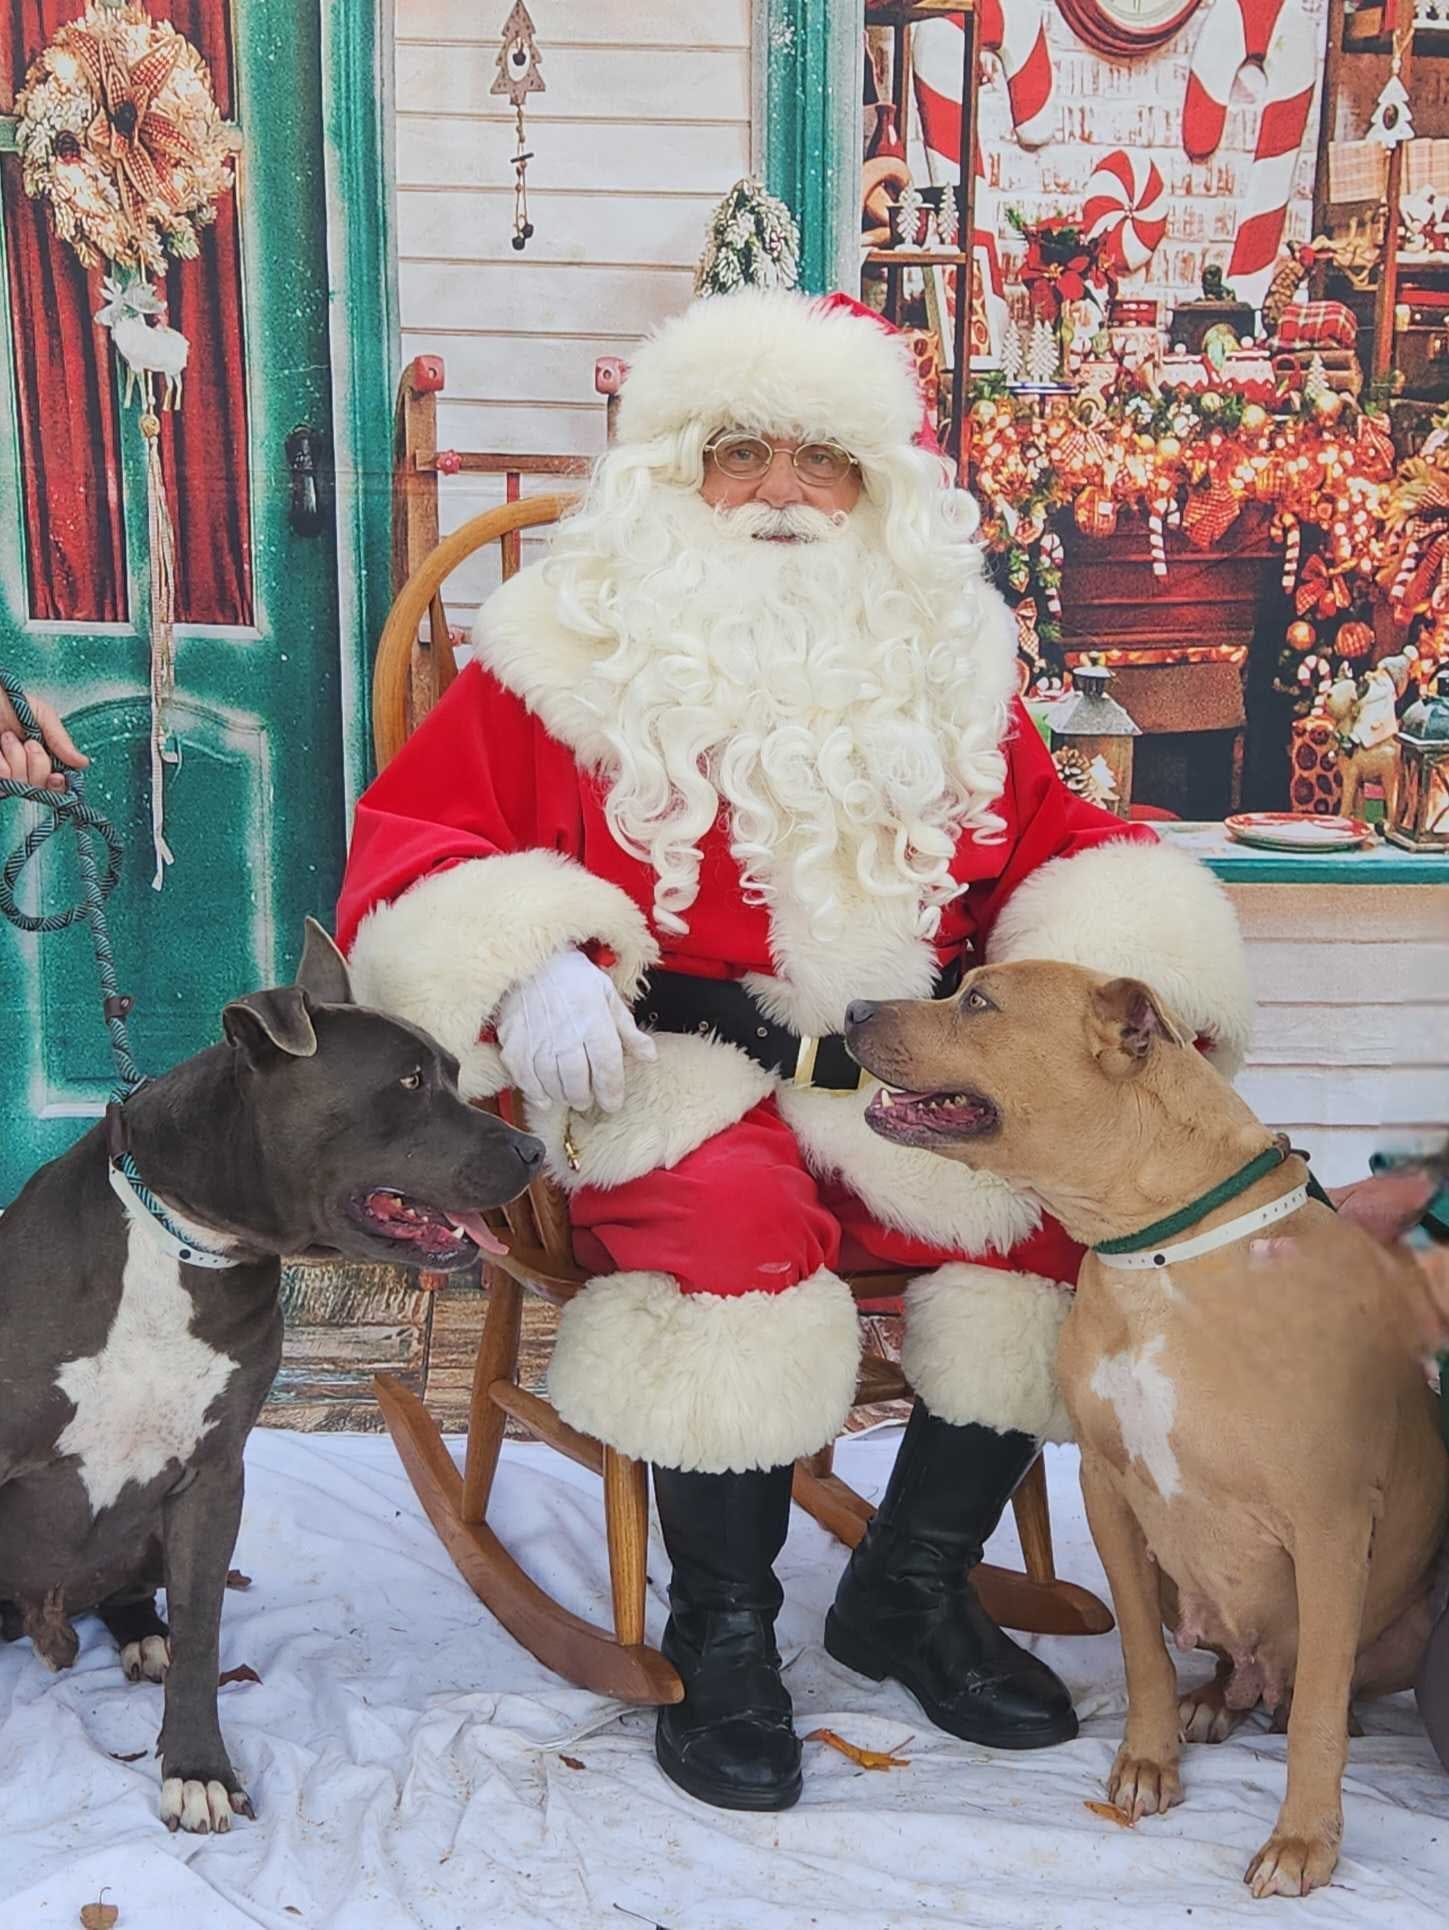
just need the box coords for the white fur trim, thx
[903,1266,1074,1443]
[548,1268,861,1473]
[986,837,1253,1078]
[346,851,657,1100]
[528,1031,772,1191]
[779,1083,1042,1256]
[615,290,923,460]
[743,889,940,1040]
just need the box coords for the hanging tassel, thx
[139,411,178,890]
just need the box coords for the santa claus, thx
[337,289,1252,1812]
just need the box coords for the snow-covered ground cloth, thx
[2,1430,1445,1929]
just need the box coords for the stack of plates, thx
[1224,812,1375,853]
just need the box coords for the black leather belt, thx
[636,957,965,1094]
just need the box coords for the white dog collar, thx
[109,1159,243,1270]
[1093,1185,1310,1273]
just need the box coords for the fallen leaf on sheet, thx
[805,1727,910,1770]
[79,1896,119,1929]
[559,1755,586,1770]
[1084,1800,1136,1829]
[218,1664,262,1687]
[225,1569,252,1590]
[108,1749,146,1763]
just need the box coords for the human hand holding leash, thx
[496,946,655,1114]
[0,686,88,791]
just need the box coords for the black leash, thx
[1,670,143,1101]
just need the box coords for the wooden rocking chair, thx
[368,382,1112,1707]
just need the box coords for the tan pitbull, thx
[844,962,1449,1900]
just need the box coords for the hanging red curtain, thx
[0,0,252,628]
[0,2,126,623]
[155,0,252,626]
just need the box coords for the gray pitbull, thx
[0,919,541,1832]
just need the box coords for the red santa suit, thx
[337,292,1252,1480]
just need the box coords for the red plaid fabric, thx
[1274,300,1358,350]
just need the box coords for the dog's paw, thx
[1179,1681,1240,1744]
[1107,1747,1184,1820]
[121,1635,171,1683]
[159,1777,254,1834]
[1245,1829,1339,1899]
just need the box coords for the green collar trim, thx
[1095,1141,1292,1257]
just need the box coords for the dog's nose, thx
[515,1135,545,1172]
[845,1000,880,1029]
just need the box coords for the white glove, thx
[495,947,656,1114]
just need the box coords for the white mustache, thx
[714,501,850,543]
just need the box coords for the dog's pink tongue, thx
[446,1210,509,1258]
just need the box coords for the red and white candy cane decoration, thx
[915,1,1054,153]
[1082,149,1168,275]
[1278,513,1302,590]
[1148,497,1170,578]
[1182,0,1318,309]
[1039,528,1064,617]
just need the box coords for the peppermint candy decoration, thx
[1082,149,1168,275]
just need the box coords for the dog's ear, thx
[1090,977,1189,1077]
[223,987,318,1065]
[295,916,353,1006]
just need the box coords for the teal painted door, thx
[0,1,346,1201]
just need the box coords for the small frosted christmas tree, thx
[694,178,801,296]
[1304,351,1331,407]
[1000,318,1025,385]
[1026,316,1059,384]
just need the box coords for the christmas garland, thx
[967,374,1410,704]
[15,1,238,277]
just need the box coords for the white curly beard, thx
[546,480,1017,947]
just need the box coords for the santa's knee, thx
[548,1266,860,1473]
[901,1264,1075,1444]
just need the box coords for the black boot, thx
[824,1403,1078,1748]
[652,1462,803,1811]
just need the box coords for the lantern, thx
[1387,690,1449,852]
[1053,662,1141,818]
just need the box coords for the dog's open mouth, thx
[865,1086,999,1146]
[345,1188,509,1269]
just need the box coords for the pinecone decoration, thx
[1053,745,1112,807]
[1263,249,1308,335]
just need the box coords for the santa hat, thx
[614,286,940,462]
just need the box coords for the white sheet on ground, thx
[2,1430,1445,1929]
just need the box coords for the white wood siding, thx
[394,0,753,630]
[1228,886,1449,1185]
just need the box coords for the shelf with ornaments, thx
[860,1,981,469]
[1343,2,1449,55]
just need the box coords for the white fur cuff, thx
[986,837,1253,1078]
[529,1030,772,1191]
[345,850,657,1100]
[547,1268,861,1473]
[903,1265,1074,1443]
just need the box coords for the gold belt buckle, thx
[792,1034,821,1088]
